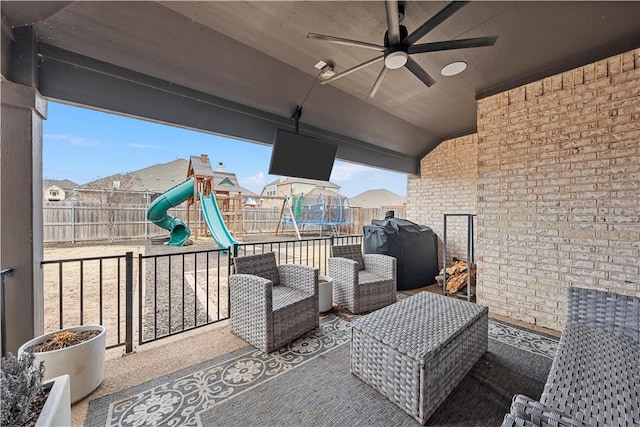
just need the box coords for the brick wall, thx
[407,49,639,332]
[406,134,478,268]
[476,49,639,330]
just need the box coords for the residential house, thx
[349,189,405,210]
[43,179,79,202]
[79,158,257,205]
[209,161,258,198]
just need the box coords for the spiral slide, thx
[146,178,236,248]
[147,178,194,246]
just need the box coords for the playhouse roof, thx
[188,155,215,177]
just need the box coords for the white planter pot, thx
[318,275,333,313]
[36,374,71,427]
[19,325,106,404]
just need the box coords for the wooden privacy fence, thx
[43,202,186,243]
[43,202,406,243]
[350,207,406,233]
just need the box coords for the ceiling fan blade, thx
[408,36,498,54]
[320,55,385,85]
[405,57,436,87]
[307,33,385,52]
[385,1,401,45]
[404,1,469,46]
[369,66,390,98]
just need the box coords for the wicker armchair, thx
[502,287,640,427]
[229,252,319,353]
[328,244,396,314]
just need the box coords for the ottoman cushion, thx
[351,292,488,424]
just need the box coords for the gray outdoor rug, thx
[86,315,558,427]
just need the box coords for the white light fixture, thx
[441,61,467,76]
[385,51,408,70]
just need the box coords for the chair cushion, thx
[357,270,384,285]
[331,244,365,270]
[234,252,280,286]
[272,285,313,312]
[541,322,640,424]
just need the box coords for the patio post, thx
[1,25,47,353]
[125,252,134,353]
[0,51,47,354]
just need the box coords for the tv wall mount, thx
[291,105,303,133]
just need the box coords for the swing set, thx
[276,193,352,239]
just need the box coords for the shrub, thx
[1,352,45,427]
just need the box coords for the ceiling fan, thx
[307,1,498,98]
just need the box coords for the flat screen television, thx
[268,128,338,181]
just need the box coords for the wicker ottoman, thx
[350,291,488,424]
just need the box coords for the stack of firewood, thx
[437,257,476,294]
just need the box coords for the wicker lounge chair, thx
[328,244,396,314]
[229,252,319,353]
[502,287,640,427]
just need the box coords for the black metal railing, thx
[41,253,133,350]
[40,235,363,353]
[138,248,231,345]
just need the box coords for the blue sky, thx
[43,102,408,198]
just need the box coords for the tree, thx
[82,172,142,242]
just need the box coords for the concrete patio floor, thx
[72,283,559,426]
[72,318,246,425]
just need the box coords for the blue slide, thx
[199,192,237,250]
[147,177,237,248]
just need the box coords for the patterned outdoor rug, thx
[86,315,558,427]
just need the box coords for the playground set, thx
[147,154,353,244]
[146,155,241,248]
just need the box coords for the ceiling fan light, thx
[441,61,467,76]
[385,51,408,70]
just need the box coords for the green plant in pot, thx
[1,352,71,426]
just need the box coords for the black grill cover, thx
[363,218,438,290]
